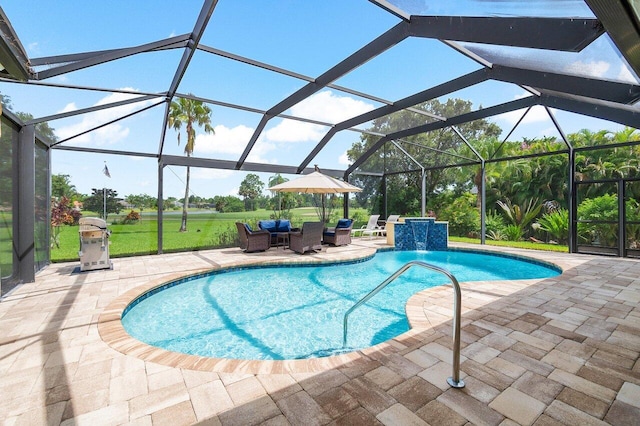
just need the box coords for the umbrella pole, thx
[322,194,326,224]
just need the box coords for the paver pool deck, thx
[1,239,639,425]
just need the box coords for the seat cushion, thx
[258,220,277,233]
[336,219,352,229]
[323,231,336,237]
[275,219,291,232]
[244,223,252,232]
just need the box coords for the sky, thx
[0,1,636,201]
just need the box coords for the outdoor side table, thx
[276,232,289,250]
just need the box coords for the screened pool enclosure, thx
[1,0,640,289]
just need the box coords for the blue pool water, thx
[122,250,560,360]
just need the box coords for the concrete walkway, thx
[1,240,639,425]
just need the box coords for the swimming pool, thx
[122,249,560,360]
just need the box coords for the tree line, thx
[347,99,640,246]
[5,90,638,246]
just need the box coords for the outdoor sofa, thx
[258,219,298,246]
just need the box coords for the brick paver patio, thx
[1,240,639,425]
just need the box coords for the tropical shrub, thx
[497,198,542,228]
[578,194,618,221]
[212,223,240,248]
[351,210,368,226]
[122,210,141,224]
[51,196,81,248]
[485,211,506,235]
[577,194,618,246]
[536,208,569,244]
[438,193,480,237]
[627,199,640,249]
[497,198,542,238]
[486,229,506,241]
[503,224,524,241]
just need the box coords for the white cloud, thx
[264,90,374,144]
[193,124,274,163]
[264,119,327,143]
[537,125,560,138]
[618,64,637,83]
[497,105,550,127]
[55,89,152,146]
[194,91,374,163]
[58,102,77,114]
[27,42,39,54]
[495,93,551,127]
[291,90,374,123]
[338,151,351,166]
[194,124,253,155]
[191,168,234,180]
[565,60,610,79]
[245,140,276,163]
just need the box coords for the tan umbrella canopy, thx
[268,171,362,194]
[268,168,361,223]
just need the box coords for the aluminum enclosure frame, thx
[2,1,640,282]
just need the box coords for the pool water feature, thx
[122,250,560,360]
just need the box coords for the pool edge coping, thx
[98,245,566,374]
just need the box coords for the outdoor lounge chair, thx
[236,222,271,253]
[323,218,353,246]
[385,214,401,225]
[352,214,385,238]
[289,222,323,254]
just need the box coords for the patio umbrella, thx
[268,168,361,223]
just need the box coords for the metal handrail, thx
[342,260,465,389]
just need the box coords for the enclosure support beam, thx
[238,21,410,169]
[162,154,341,177]
[480,161,486,245]
[348,96,537,175]
[159,0,218,157]
[569,148,577,253]
[17,125,35,283]
[541,91,640,129]
[158,161,164,254]
[585,0,640,79]
[618,179,625,257]
[300,69,488,173]
[489,65,640,105]
[382,173,388,220]
[35,34,191,80]
[410,16,603,52]
[421,170,426,218]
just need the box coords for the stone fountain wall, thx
[393,218,448,250]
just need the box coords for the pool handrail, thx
[342,260,465,389]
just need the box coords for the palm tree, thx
[167,95,214,232]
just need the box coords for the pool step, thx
[296,347,359,359]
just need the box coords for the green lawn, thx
[50,209,568,262]
[449,236,569,252]
[51,208,364,262]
